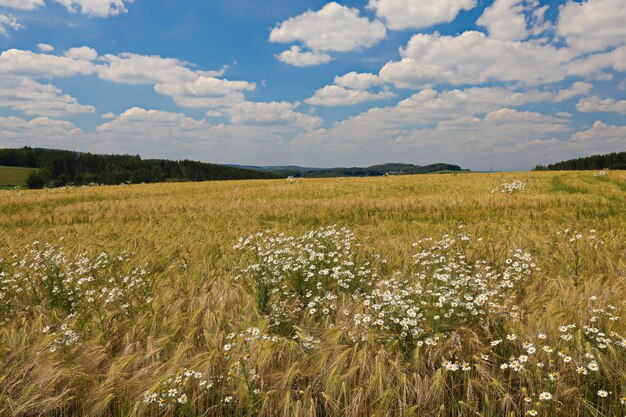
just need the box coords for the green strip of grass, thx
[0,166,35,187]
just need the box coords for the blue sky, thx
[0,0,624,170]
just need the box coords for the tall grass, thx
[0,171,624,416]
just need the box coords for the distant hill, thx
[0,147,282,188]
[534,152,626,171]
[230,162,465,177]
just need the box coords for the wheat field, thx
[1,171,625,417]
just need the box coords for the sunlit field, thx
[0,166,34,188]
[1,171,625,417]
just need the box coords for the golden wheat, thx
[0,171,624,417]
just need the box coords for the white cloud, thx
[98,52,256,108]
[270,2,386,52]
[566,45,626,77]
[97,107,207,136]
[88,107,315,163]
[275,46,331,67]
[317,86,582,135]
[576,96,626,114]
[65,46,98,61]
[553,81,593,101]
[0,115,82,148]
[227,101,322,129]
[154,76,255,108]
[477,0,550,41]
[291,106,572,170]
[558,0,626,52]
[0,76,95,117]
[54,0,133,17]
[367,0,475,30]
[37,43,55,52]
[98,53,197,85]
[0,14,22,36]
[0,48,96,78]
[334,72,383,90]
[567,120,626,153]
[379,31,576,88]
[305,85,394,106]
[0,0,133,16]
[0,0,44,10]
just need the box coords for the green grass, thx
[550,174,587,194]
[0,165,35,187]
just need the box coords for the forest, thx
[534,151,626,171]
[0,147,282,188]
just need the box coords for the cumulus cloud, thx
[552,81,593,101]
[97,107,207,135]
[558,0,626,52]
[0,0,133,16]
[65,46,98,61]
[567,120,626,153]
[227,101,322,129]
[54,0,133,17]
[367,0,475,30]
[334,72,383,90]
[154,76,255,109]
[37,43,55,52]
[379,31,576,88]
[0,76,95,117]
[98,53,197,85]
[311,85,586,137]
[0,48,96,78]
[477,0,550,41]
[275,46,331,67]
[0,14,23,36]
[576,96,626,114]
[305,85,394,106]
[0,0,44,10]
[270,2,386,53]
[566,45,626,78]
[0,115,82,148]
[97,52,256,108]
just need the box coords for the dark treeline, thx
[534,152,626,171]
[0,147,282,188]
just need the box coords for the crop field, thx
[0,166,34,188]
[0,171,625,417]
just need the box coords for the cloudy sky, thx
[0,0,624,170]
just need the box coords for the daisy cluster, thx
[235,226,377,332]
[0,242,154,324]
[144,327,272,412]
[438,298,626,414]
[492,180,526,194]
[353,234,538,345]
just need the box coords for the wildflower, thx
[224,395,233,403]
[597,390,608,398]
[587,361,600,372]
[177,394,188,404]
[527,411,538,416]
[507,334,517,341]
[539,392,552,401]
